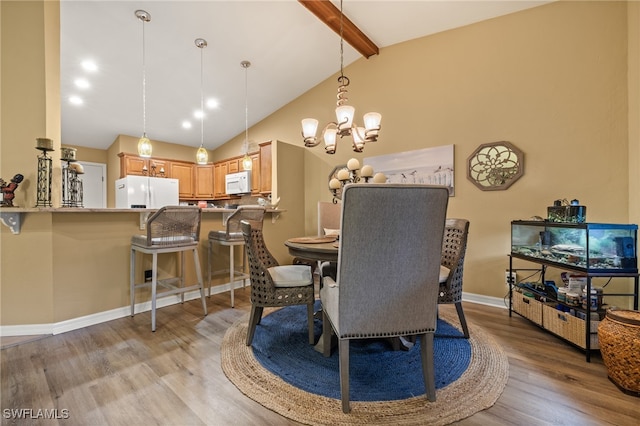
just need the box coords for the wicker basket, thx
[598,309,640,396]
[512,292,543,326]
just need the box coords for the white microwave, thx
[225,170,251,195]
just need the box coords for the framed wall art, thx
[364,144,454,196]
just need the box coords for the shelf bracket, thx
[271,210,281,224]
[0,211,22,234]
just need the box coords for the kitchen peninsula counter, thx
[0,205,290,331]
[0,207,283,234]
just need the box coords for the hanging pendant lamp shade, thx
[195,38,209,165]
[135,10,152,158]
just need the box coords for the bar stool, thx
[208,205,266,307]
[130,206,208,331]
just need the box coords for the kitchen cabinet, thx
[118,153,167,178]
[213,162,228,199]
[509,220,639,361]
[250,153,260,194]
[228,159,239,174]
[194,165,214,199]
[259,141,272,194]
[169,161,195,199]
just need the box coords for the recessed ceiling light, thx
[74,78,90,89]
[194,110,204,119]
[182,121,192,129]
[206,98,219,109]
[69,96,83,105]
[81,60,98,72]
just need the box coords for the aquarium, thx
[511,221,638,273]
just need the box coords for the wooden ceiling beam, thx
[298,0,379,59]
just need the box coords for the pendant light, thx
[135,10,152,158]
[241,60,253,171]
[195,38,209,165]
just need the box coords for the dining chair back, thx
[317,201,341,236]
[320,183,449,413]
[439,218,471,338]
[241,220,315,346]
[207,205,266,307]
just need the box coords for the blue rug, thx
[250,302,471,401]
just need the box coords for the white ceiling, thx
[60,0,551,151]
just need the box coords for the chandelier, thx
[195,38,209,165]
[135,10,152,158]
[301,0,381,154]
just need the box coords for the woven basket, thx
[598,309,640,396]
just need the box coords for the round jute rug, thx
[221,307,509,425]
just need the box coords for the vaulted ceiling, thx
[60,1,550,151]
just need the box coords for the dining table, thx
[284,235,339,263]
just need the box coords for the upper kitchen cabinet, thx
[169,160,195,199]
[194,164,214,199]
[213,162,228,199]
[228,158,239,174]
[250,153,260,194]
[118,153,167,178]
[259,141,272,195]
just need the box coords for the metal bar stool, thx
[207,205,266,307]
[130,206,208,331]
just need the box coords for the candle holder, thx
[61,148,83,208]
[35,138,54,207]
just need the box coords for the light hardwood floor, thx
[2,289,639,425]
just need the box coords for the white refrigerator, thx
[115,176,179,208]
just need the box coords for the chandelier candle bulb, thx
[360,165,374,178]
[373,172,387,183]
[329,178,341,190]
[347,158,360,171]
[337,169,350,181]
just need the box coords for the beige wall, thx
[1,1,638,327]
[220,1,637,300]
[1,1,60,325]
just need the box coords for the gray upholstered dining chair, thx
[320,183,449,413]
[130,206,208,332]
[208,205,266,307]
[317,201,341,236]
[241,220,315,346]
[438,218,471,338]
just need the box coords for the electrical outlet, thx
[505,271,517,287]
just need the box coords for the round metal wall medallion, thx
[467,141,524,191]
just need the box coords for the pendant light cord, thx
[141,17,147,137]
[245,63,249,151]
[339,0,344,80]
[200,44,204,148]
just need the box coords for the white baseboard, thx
[0,282,238,337]
[1,288,505,337]
[462,292,508,310]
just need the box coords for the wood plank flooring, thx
[2,289,639,425]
